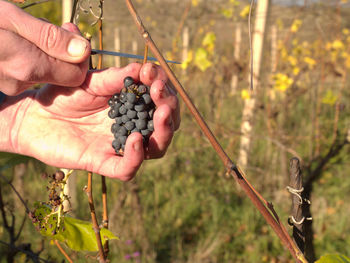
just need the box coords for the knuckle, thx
[39,23,60,50]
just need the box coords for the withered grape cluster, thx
[108,76,155,154]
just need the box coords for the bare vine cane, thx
[125,1,307,262]
[85,173,106,263]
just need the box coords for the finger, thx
[150,80,180,131]
[139,63,167,85]
[83,63,142,96]
[0,2,90,63]
[0,29,88,92]
[110,132,144,181]
[146,104,173,159]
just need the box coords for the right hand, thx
[0,0,91,95]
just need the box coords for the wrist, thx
[0,91,35,154]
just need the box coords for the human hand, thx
[6,63,180,181]
[0,0,90,95]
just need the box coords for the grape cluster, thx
[108,76,155,155]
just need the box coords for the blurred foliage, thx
[1,0,350,262]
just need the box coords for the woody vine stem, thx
[125,0,307,262]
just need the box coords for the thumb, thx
[0,1,91,63]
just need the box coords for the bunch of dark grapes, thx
[108,76,155,155]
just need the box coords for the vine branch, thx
[124,1,307,262]
[85,172,106,263]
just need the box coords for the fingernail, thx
[149,65,157,81]
[67,38,87,57]
[133,140,142,152]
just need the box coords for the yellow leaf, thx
[202,32,216,54]
[293,67,300,75]
[342,28,350,35]
[181,50,193,70]
[304,57,316,69]
[273,73,293,92]
[241,89,251,100]
[321,90,338,106]
[288,56,297,67]
[290,19,302,33]
[194,48,212,72]
[240,5,250,18]
[192,0,199,7]
[332,40,345,50]
[221,8,233,18]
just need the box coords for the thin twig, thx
[0,173,30,213]
[124,1,307,262]
[0,240,49,263]
[54,240,73,263]
[86,172,106,263]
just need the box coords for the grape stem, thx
[124,1,307,262]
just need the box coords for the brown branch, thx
[54,240,73,263]
[98,18,103,69]
[86,172,106,263]
[70,0,79,23]
[288,157,306,254]
[101,176,109,255]
[124,1,307,262]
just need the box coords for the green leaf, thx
[32,202,118,252]
[194,48,212,72]
[60,217,118,252]
[316,254,350,263]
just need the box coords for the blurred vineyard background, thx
[1,0,350,262]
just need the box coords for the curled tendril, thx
[73,0,104,26]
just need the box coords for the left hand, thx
[11,63,180,181]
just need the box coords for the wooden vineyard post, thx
[114,28,121,67]
[238,0,270,170]
[230,23,242,95]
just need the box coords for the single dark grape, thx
[134,103,146,112]
[115,116,123,125]
[135,119,147,130]
[124,76,134,88]
[137,111,148,120]
[108,108,119,119]
[126,93,137,104]
[142,94,152,105]
[108,98,115,107]
[119,92,127,102]
[111,123,121,133]
[125,101,134,110]
[125,121,135,131]
[127,110,137,119]
[122,115,130,123]
[119,136,127,145]
[119,105,127,115]
[117,126,128,136]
